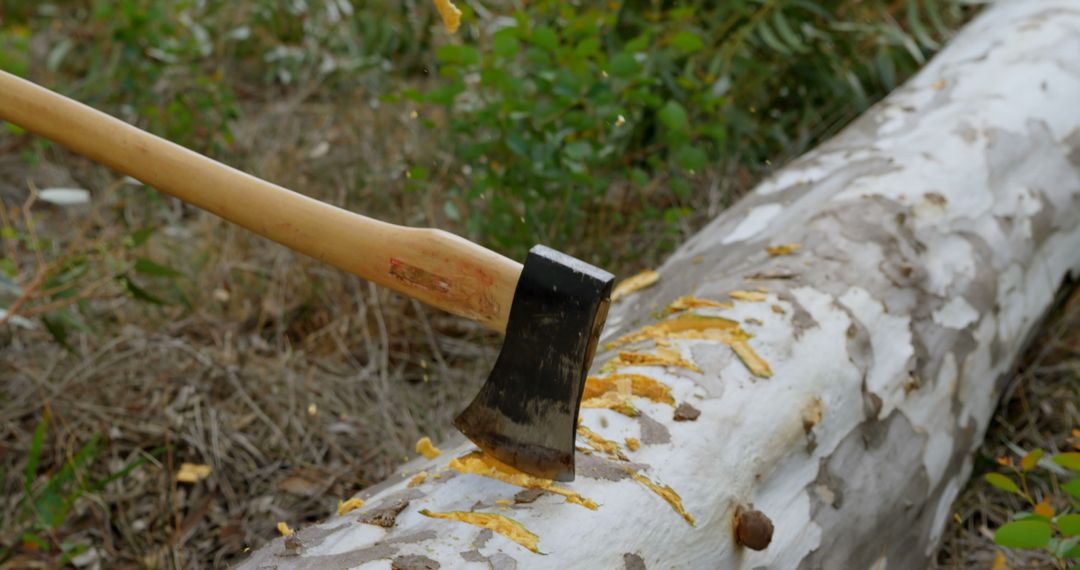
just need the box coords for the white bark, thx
[240,1,1080,568]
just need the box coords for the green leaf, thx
[492,29,520,58]
[1054,452,1080,471]
[134,258,183,278]
[673,145,707,172]
[658,100,689,132]
[670,30,704,53]
[563,141,593,161]
[1059,514,1080,537]
[42,314,72,352]
[436,44,481,66]
[24,415,48,495]
[531,26,559,51]
[128,226,155,248]
[574,37,600,58]
[608,53,639,78]
[123,276,166,305]
[1063,477,1080,499]
[984,472,1021,495]
[994,520,1052,549]
[1020,448,1043,471]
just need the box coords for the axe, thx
[0,70,613,481]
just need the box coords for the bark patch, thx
[392,554,440,570]
[673,402,701,421]
[623,552,647,569]
[637,412,671,445]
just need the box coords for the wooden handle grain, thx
[0,70,521,332]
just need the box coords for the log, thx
[239,1,1080,568]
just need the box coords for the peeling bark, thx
[239,1,1080,568]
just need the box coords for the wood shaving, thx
[766,243,801,256]
[611,269,659,302]
[581,392,639,417]
[733,340,773,378]
[176,463,211,484]
[408,471,428,487]
[277,521,294,537]
[729,290,768,302]
[577,425,627,461]
[415,436,441,459]
[607,315,746,349]
[421,510,541,553]
[432,0,462,33]
[665,295,732,313]
[450,451,597,509]
[600,347,700,373]
[337,498,365,516]
[628,471,695,526]
[584,374,674,405]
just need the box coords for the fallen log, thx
[239,1,1080,567]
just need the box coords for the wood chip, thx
[665,295,732,313]
[733,340,773,378]
[625,437,641,451]
[766,243,801,256]
[432,0,462,33]
[421,510,542,553]
[415,436,441,459]
[628,471,695,526]
[611,269,660,302]
[175,463,211,484]
[450,451,597,509]
[607,314,746,349]
[407,471,428,488]
[337,498,365,516]
[730,290,768,302]
[276,521,294,537]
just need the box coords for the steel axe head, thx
[453,245,614,481]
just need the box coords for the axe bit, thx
[0,70,614,480]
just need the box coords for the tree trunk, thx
[239,1,1080,568]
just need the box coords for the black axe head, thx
[454,245,614,481]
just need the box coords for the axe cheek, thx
[454,245,615,481]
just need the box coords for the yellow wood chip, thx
[766,243,801,256]
[600,347,701,373]
[607,314,746,349]
[628,471,695,526]
[408,471,428,487]
[611,269,659,302]
[577,425,626,461]
[450,451,597,509]
[176,463,211,484]
[277,521,294,537]
[415,436,442,459]
[732,340,772,378]
[581,393,639,417]
[432,0,462,33]
[584,373,674,405]
[730,290,768,302]
[625,437,641,451]
[421,510,541,553]
[307,403,317,416]
[990,550,1009,570]
[337,498,365,516]
[665,295,732,313]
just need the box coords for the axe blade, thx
[454,245,614,481]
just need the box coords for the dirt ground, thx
[1,93,1078,569]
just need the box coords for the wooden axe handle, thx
[0,70,521,332]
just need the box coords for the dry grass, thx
[934,285,1080,569]
[0,93,503,568]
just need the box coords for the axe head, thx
[454,245,614,481]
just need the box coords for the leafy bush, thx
[984,434,1080,567]
[408,0,967,262]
